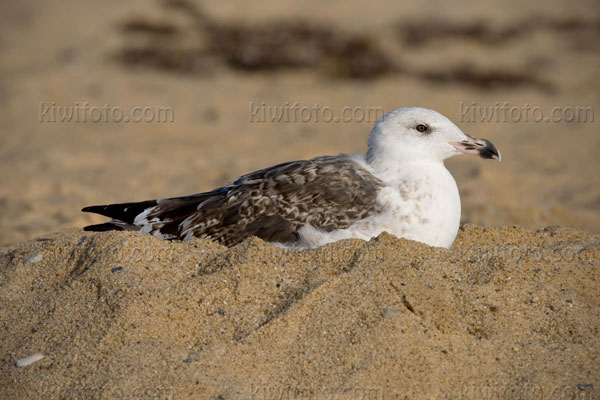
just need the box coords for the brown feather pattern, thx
[84,155,384,247]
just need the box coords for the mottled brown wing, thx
[143,155,384,246]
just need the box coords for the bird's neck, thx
[368,157,448,183]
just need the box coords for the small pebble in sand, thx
[24,253,43,267]
[577,384,593,390]
[111,266,124,273]
[15,353,44,367]
[183,358,193,363]
[381,308,400,318]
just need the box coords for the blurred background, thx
[0,0,598,245]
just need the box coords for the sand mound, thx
[1,226,598,399]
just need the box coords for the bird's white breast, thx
[374,163,461,248]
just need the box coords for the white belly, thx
[383,179,461,248]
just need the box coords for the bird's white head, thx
[366,107,500,173]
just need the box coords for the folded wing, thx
[83,155,383,246]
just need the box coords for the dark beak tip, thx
[478,139,501,162]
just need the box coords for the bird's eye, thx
[416,124,428,133]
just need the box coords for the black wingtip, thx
[82,205,104,213]
[83,223,125,232]
[80,200,158,223]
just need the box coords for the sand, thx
[1,0,599,398]
[0,226,598,399]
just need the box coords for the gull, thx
[82,107,500,248]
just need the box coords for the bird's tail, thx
[81,200,158,232]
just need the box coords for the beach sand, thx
[1,226,598,399]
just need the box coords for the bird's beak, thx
[451,135,501,161]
